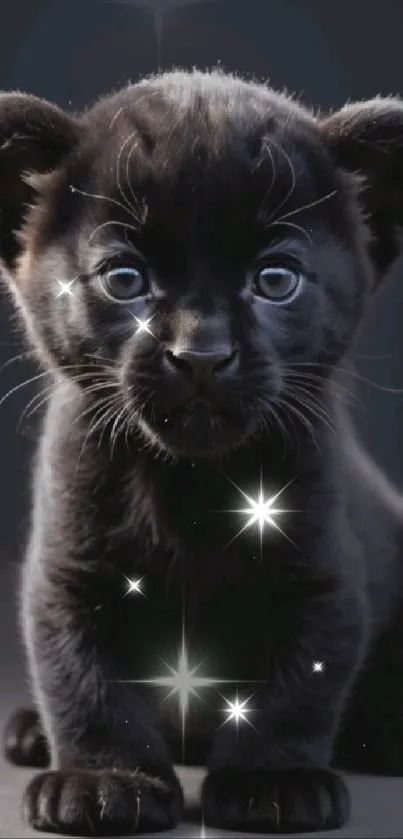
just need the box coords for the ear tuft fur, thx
[0,93,79,270]
[321,97,403,273]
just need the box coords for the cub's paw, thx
[202,767,350,833]
[4,709,49,768]
[23,768,183,835]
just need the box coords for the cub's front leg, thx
[21,553,182,836]
[203,582,367,833]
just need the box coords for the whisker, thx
[115,131,144,223]
[75,402,111,474]
[87,219,142,245]
[275,189,338,224]
[109,106,124,130]
[261,138,296,224]
[125,136,147,222]
[266,219,313,244]
[0,349,36,374]
[289,389,339,445]
[290,361,403,394]
[73,393,119,427]
[74,394,123,473]
[0,370,55,410]
[110,406,129,460]
[69,184,136,220]
[274,394,322,457]
[17,384,55,429]
[284,369,362,408]
[98,402,123,451]
[255,397,295,454]
[255,139,276,206]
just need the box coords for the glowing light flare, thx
[220,690,257,730]
[133,316,154,334]
[224,471,298,551]
[239,487,288,535]
[312,660,325,673]
[125,310,159,340]
[113,615,266,758]
[123,576,145,597]
[115,626,225,759]
[157,644,215,760]
[54,278,76,299]
[158,637,215,721]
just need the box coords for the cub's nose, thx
[163,347,239,383]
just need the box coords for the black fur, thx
[2,70,403,835]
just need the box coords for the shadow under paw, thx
[4,708,50,768]
[202,767,350,833]
[23,768,183,836]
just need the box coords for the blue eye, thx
[100,264,147,301]
[254,265,303,303]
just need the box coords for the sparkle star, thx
[123,576,145,597]
[54,278,76,299]
[153,634,223,760]
[113,614,265,759]
[240,488,286,533]
[220,691,256,730]
[224,469,298,552]
[312,660,325,673]
[117,627,223,759]
[134,316,154,334]
[126,310,158,339]
[156,635,220,747]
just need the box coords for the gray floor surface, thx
[1,562,402,838]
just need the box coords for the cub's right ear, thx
[0,92,79,271]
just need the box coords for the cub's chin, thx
[138,401,255,459]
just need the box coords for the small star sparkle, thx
[54,278,76,299]
[113,610,265,758]
[133,316,154,334]
[125,310,159,339]
[220,691,256,730]
[123,576,145,597]
[312,660,325,673]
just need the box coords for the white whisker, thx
[275,189,338,224]
[262,138,296,224]
[69,185,135,220]
[115,131,143,222]
[87,219,142,245]
[0,350,36,374]
[125,135,147,221]
[266,219,313,244]
[0,370,55,410]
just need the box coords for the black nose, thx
[164,347,239,381]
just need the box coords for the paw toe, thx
[24,768,182,836]
[4,709,49,768]
[203,767,350,832]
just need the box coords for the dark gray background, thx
[0,1,403,836]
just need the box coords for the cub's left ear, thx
[320,98,403,274]
[0,92,79,271]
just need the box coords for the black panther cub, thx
[2,69,403,835]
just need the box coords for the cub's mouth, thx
[143,398,252,458]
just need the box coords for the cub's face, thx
[1,72,402,458]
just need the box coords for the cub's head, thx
[1,71,403,459]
